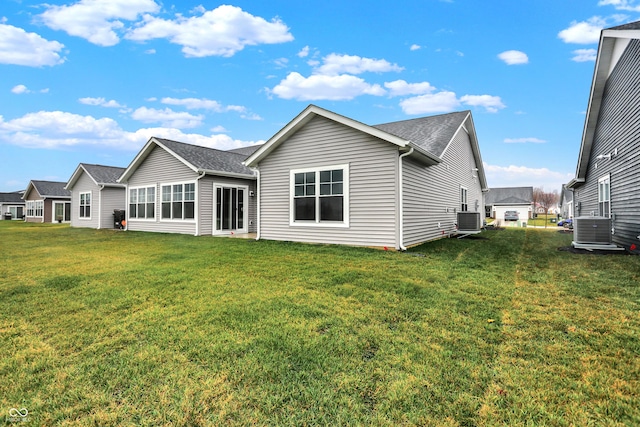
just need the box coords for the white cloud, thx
[558,17,606,44]
[0,110,260,150]
[498,50,529,65]
[410,44,421,51]
[270,72,386,101]
[571,48,598,62]
[79,97,124,108]
[126,4,293,57]
[160,97,246,113]
[0,111,129,148]
[400,92,506,114]
[504,137,547,144]
[483,163,574,191]
[297,45,310,57]
[0,23,65,66]
[131,107,203,128]
[598,0,640,11]
[384,80,435,96]
[399,91,461,114]
[39,0,160,47]
[460,95,506,113]
[11,85,28,94]
[315,53,404,75]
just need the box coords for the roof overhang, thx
[244,104,413,168]
[572,27,640,183]
[196,169,256,180]
[452,112,489,191]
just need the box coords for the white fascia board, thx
[244,104,410,167]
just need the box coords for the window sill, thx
[289,221,350,228]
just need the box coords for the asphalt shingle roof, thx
[608,20,640,30]
[373,111,469,158]
[31,181,71,198]
[0,192,25,203]
[155,138,255,176]
[81,164,125,184]
[485,187,533,205]
[226,144,263,157]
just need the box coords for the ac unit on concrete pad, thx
[573,217,612,244]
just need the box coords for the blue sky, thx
[2,0,639,193]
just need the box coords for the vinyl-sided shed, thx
[245,105,488,249]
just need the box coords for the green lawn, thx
[1,222,638,426]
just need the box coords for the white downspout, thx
[195,171,206,236]
[98,185,104,229]
[254,168,261,240]
[398,147,414,251]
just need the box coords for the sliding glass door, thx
[214,185,247,234]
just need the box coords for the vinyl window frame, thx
[598,174,611,218]
[79,191,91,219]
[129,186,156,220]
[289,164,349,228]
[160,181,196,221]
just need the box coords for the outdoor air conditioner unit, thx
[457,211,482,232]
[573,217,612,244]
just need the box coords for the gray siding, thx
[258,115,398,248]
[127,146,197,235]
[574,39,640,248]
[99,187,126,229]
[70,171,100,228]
[126,145,256,236]
[403,127,484,246]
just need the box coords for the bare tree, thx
[533,187,560,228]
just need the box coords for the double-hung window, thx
[161,183,195,220]
[35,200,44,217]
[79,192,91,218]
[460,187,468,212]
[26,201,35,217]
[129,186,155,219]
[290,165,349,226]
[598,175,610,217]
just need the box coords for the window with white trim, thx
[460,187,468,212]
[28,200,44,217]
[161,183,195,220]
[26,201,35,217]
[290,165,349,226]
[79,192,91,218]
[598,175,610,217]
[129,186,155,219]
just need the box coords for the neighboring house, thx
[118,137,259,236]
[65,163,127,229]
[22,180,71,223]
[484,187,533,221]
[559,185,574,219]
[567,21,640,249]
[244,104,488,249]
[0,191,26,220]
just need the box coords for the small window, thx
[460,187,468,212]
[598,175,610,217]
[79,192,91,218]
